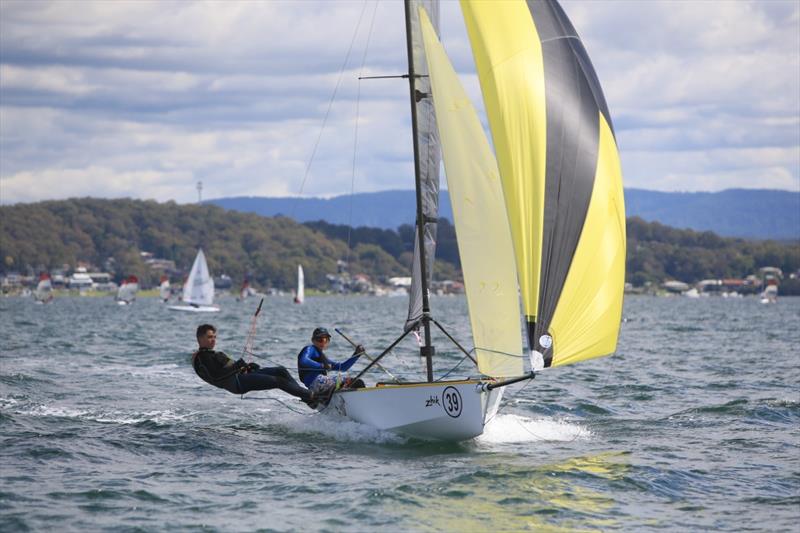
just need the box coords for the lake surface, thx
[1,294,798,531]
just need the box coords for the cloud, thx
[1,0,798,205]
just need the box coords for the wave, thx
[669,397,800,424]
[16,402,193,427]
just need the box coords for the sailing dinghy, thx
[34,273,54,304]
[159,275,171,302]
[116,275,139,305]
[168,249,220,313]
[321,0,626,441]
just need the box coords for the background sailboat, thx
[168,249,220,313]
[159,275,171,302]
[115,275,139,305]
[238,278,252,301]
[760,283,778,304]
[294,265,304,304]
[34,272,54,304]
[324,0,625,442]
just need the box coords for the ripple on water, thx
[1,295,798,531]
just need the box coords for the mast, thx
[404,0,434,382]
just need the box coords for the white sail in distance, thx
[159,276,171,301]
[295,265,305,304]
[183,249,215,306]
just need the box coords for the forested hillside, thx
[626,218,798,286]
[0,198,407,290]
[1,198,798,290]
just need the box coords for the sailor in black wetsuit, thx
[192,324,313,403]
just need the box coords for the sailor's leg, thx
[239,369,311,401]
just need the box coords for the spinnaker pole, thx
[404,0,434,382]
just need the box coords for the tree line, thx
[1,198,797,290]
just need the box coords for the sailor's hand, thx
[323,363,332,370]
[353,344,365,356]
[247,362,260,372]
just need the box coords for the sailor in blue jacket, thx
[297,327,364,395]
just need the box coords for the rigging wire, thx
[241,298,264,362]
[291,0,371,220]
[434,352,472,382]
[346,0,379,265]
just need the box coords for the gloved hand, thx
[234,358,248,372]
[247,362,261,372]
[353,344,365,356]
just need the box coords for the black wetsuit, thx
[192,348,311,401]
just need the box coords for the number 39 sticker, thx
[442,386,462,418]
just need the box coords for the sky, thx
[1,0,798,205]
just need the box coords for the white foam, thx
[0,396,20,409]
[282,410,408,445]
[24,403,192,426]
[478,413,591,444]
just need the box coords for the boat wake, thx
[282,410,408,445]
[478,413,591,444]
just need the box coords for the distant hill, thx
[209,190,431,231]
[623,189,799,240]
[209,188,800,241]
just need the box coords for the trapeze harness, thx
[192,347,246,394]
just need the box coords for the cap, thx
[312,327,331,340]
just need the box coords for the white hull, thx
[329,380,503,441]
[167,304,220,313]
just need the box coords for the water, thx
[1,294,798,531]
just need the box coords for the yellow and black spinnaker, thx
[462,0,626,368]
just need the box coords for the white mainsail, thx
[183,249,215,306]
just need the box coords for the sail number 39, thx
[442,386,462,418]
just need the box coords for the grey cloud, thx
[1,0,798,205]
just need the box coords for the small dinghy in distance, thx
[34,272,54,304]
[159,275,171,302]
[116,275,139,305]
[293,264,305,304]
[169,248,220,313]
